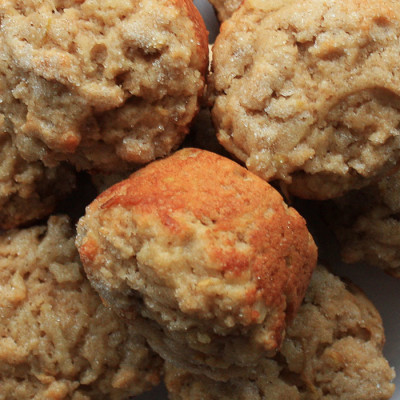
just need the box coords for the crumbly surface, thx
[0,61,76,230]
[0,216,162,399]
[165,266,395,400]
[76,148,317,380]
[0,0,208,172]
[210,0,400,199]
[323,169,400,278]
[0,67,76,229]
[208,0,242,22]
[0,131,75,230]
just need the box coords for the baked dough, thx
[210,0,400,199]
[0,216,162,399]
[76,148,317,380]
[324,168,400,278]
[165,265,395,400]
[0,0,208,172]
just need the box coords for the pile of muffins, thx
[0,0,398,399]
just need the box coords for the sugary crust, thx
[164,266,395,400]
[210,0,400,199]
[0,215,162,399]
[76,148,317,379]
[0,0,208,172]
[177,0,210,70]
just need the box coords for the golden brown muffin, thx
[210,0,400,199]
[76,148,317,380]
[323,169,400,278]
[0,0,208,172]
[0,215,162,399]
[0,61,76,230]
[165,266,395,400]
[0,71,76,231]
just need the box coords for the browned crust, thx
[177,0,210,76]
[82,148,317,329]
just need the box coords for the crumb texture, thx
[211,0,400,199]
[324,169,400,277]
[0,0,208,172]
[0,69,75,229]
[76,148,317,380]
[0,216,161,399]
[165,266,395,400]
[208,0,243,22]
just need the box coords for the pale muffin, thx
[0,131,75,230]
[165,266,395,400]
[0,0,208,172]
[210,0,400,199]
[0,216,162,399]
[0,61,76,230]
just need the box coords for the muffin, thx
[165,265,395,400]
[0,215,162,399]
[76,148,317,380]
[0,60,76,230]
[208,0,243,22]
[0,133,76,230]
[210,0,400,199]
[323,168,400,278]
[0,0,208,172]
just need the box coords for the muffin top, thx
[165,265,395,400]
[0,215,162,399]
[0,0,208,172]
[210,0,400,199]
[76,148,317,378]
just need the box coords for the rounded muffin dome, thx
[210,0,400,199]
[164,266,395,400]
[0,0,208,172]
[0,216,162,399]
[76,148,317,380]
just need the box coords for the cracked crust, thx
[0,0,208,172]
[76,148,317,380]
[0,216,162,399]
[210,0,400,199]
[165,265,395,400]
[323,168,400,278]
[0,131,75,230]
[0,76,76,230]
